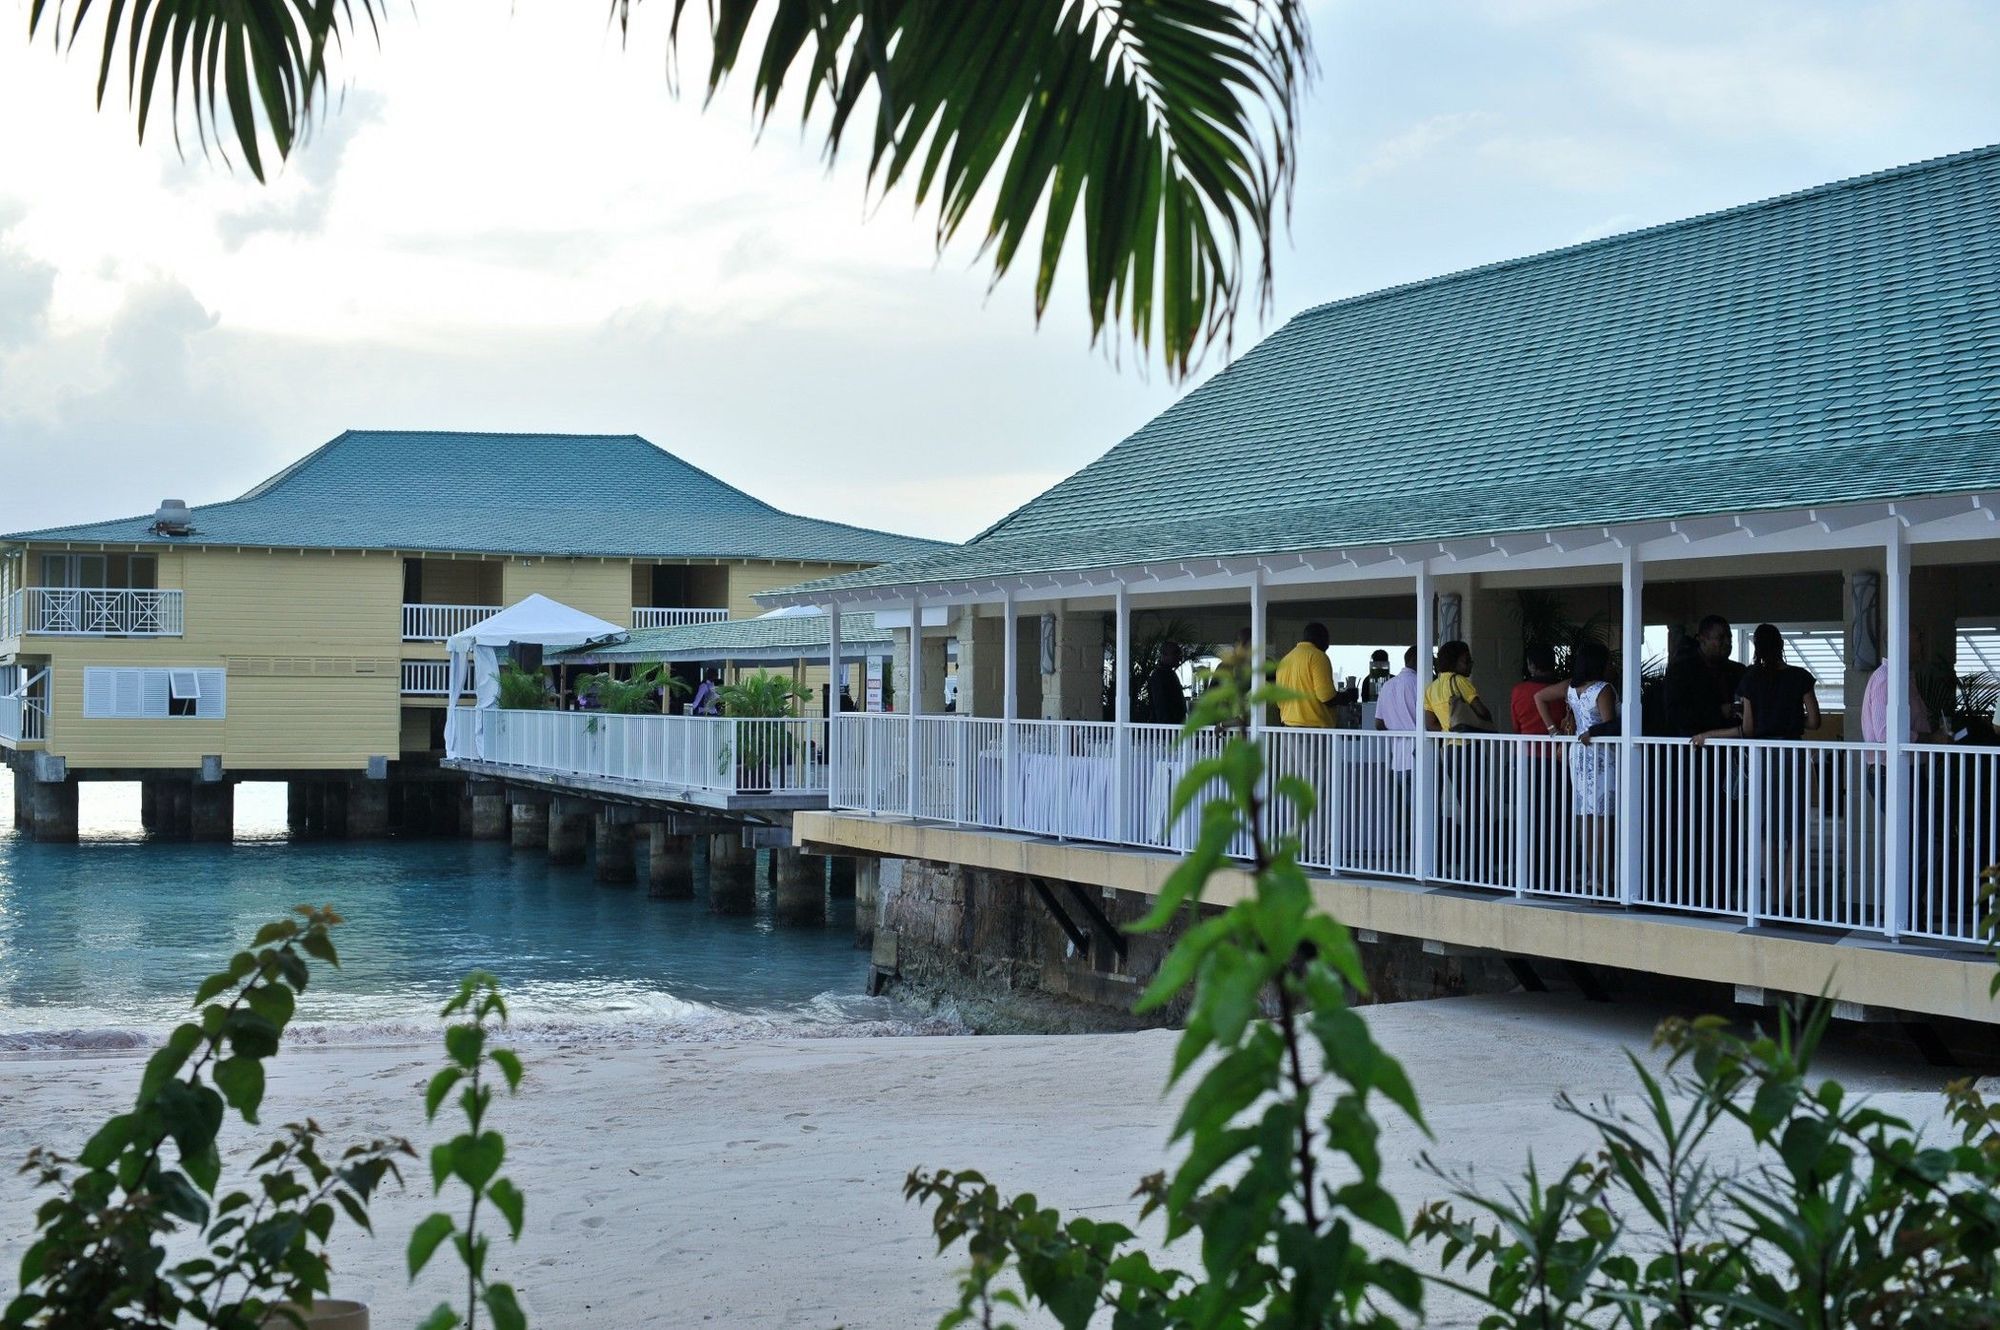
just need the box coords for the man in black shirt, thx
[1664,614,1746,736]
[1145,642,1188,725]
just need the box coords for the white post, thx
[1248,568,1267,737]
[1884,527,1910,941]
[907,595,924,819]
[1618,547,1643,905]
[1414,563,1434,883]
[826,600,842,803]
[1114,581,1132,843]
[1002,588,1019,829]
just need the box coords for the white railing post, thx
[1511,737,1530,898]
[906,596,924,818]
[827,601,843,793]
[1248,568,1267,738]
[1618,547,1643,905]
[1113,582,1131,843]
[1744,744,1764,928]
[1002,588,1018,830]
[1413,564,1434,883]
[1883,526,1911,942]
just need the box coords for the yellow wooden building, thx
[0,430,944,839]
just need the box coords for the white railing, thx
[401,661,461,696]
[1909,746,2000,944]
[829,716,1997,949]
[462,708,828,796]
[0,669,48,745]
[6,588,183,636]
[403,604,501,641]
[632,607,730,630]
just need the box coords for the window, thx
[83,667,225,719]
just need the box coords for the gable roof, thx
[3,430,949,564]
[552,610,892,665]
[771,143,2000,601]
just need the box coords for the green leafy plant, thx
[409,973,528,1330]
[496,663,553,711]
[577,664,687,716]
[1417,997,2000,1328]
[907,649,1427,1327]
[4,907,411,1330]
[718,671,810,719]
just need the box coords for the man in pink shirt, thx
[1861,663,1946,749]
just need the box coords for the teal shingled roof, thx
[3,431,948,564]
[770,145,2000,600]
[552,611,890,664]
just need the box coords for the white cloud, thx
[1352,112,1496,183]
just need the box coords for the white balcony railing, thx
[830,715,2000,950]
[401,660,460,696]
[632,607,729,630]
[453,707,829,797]
[403,603,501,642]
[0,669,49,745]
[3,588,183,637]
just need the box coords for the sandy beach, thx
[0,993,1959,1329]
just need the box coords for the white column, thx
[1002,588,1018,829]
[826,600,842,802]
[1248,568,1267,736]
[1114,581,1132,843]
[1617,547,1643,905]
[1884,527,1910,941]
[1414,563,1434,882]
[906,595,924,819]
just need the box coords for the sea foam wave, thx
[0,992,964,1057]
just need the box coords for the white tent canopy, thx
[444,595,624,758]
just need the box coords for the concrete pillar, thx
[287,780,320,838]
[920,633,950,714]
[28,778,79,843]
[140,779,161,835]
[471,794,510,841]
[510,802,549,850]
[956,607,1007,717]
[647,826,695,898]
[828,855,858,899]
[548,811,589,866]
[11,768,29,830]
[593,817,636,883]
[319,781,349,838]
[706,833,756,914]
[853,858,882,944]
[156,780,192,840]
[772,848,824,925]
[348,781,390,838]
[1042,612,1108,720]
[190,783,233,843]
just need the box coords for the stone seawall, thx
[874,857,1523,1032]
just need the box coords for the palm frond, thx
[29,0,382,181]
[662,0,1314,377]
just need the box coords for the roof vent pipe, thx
[151,499,194,536]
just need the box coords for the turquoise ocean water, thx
[0,782,931,1051]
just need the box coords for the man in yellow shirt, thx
[1275,623,1338,727]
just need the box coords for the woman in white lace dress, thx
[1533,641,1620,890]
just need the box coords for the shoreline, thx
[0,992,1957,1329]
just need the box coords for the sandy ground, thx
[0,993,1964,1329]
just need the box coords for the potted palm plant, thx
[716,672,810,789]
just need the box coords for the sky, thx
[0,0,1997,544]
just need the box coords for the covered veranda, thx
[784,494,2000,950]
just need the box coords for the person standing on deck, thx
[1665,614,1745,736]
[1144,642,1188,726]
[1275,623,1338,728]
[1511,643,1561,737]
